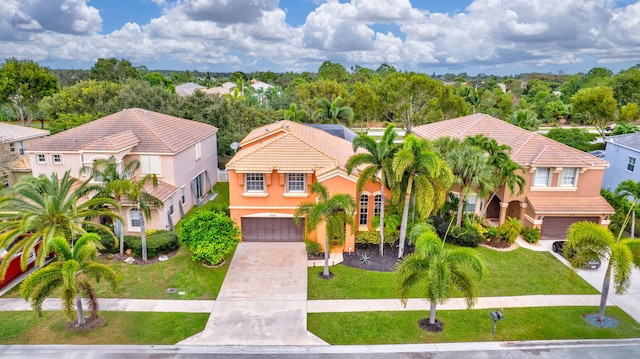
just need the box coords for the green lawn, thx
[308,306,640,344]
[2,244,234,300]
[308,247,598,299]
[0,311,208,345]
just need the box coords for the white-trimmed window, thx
[533,167,551,186]
[180,186,186,204]
[628,157,636,172]
[245,173,265,192]
[52,154,62,164]
[36,154,46,164]
[373,194,382,218]
[141,155,162,175]
[195,142,202,160]
[286,173,306,193]
[130,208,141,228]
[560,168,578,186]
[465,194,477,212]
[359,194,369,226]
[168,195,174,216]
[9,141,24,155]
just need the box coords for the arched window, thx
[359,194,369,226]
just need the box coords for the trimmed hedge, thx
[179,210,240,265]
[124,230,179,258]
[521,227,541,244]
[430,215,480,247]
[305,239,322,256]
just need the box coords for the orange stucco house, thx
[413,114,615,239]
[226,121,382,252]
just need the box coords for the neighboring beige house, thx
[413,114,615,239]
[0,122,49,187]
[25,108,218,235]
[175,82,206,97]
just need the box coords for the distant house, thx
[602,132,640,191]
[25,108,218,234]
[413,114,614,239]
[0,122,49,187]
[175,82,206,97]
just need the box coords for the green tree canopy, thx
[571,86,618,141]
[90,58,140,83]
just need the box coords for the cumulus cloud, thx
[0,0,639,74]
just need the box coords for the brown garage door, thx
[540,217,600,240]
[241,217,304,242]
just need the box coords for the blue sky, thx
[1,1,639,75]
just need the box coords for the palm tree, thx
[508,109,540,131]
[396,226,485,331]
[566,221,640,322]
[615,179,640,239]
[346,124,400,256]
[392,135,453,258]
[20,233,118,325]
[281,102,307,122]
[0,171,119,278]
[312,96,354,126]
[436,138,495,227]
[294,182,356,278]
[463,134,525,220]
[86,156,140,255]
[127,175,163,262]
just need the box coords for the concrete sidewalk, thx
[0,294,611,313]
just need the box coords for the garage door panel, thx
[242,217,303,242]
[540,217,599,240]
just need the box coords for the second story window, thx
[286,173,306,193]
[36,154,46,164]
[52,154,62,164]
[628,157,636,172]
[533,167,551,187]
[195,142,202,160]
[560,168,577,186]
[245,173,265,192]
[359,194,369,226]
[141,155,162,175]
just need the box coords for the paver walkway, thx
[178,242,326,346]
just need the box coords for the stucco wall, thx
[602,144,639,191]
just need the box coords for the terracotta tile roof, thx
[120,180,177,205]
[412,114,609,168]
[25,108,217,154]
[228,120,359,175]
[80,131,139,151]
[0,122,49,141]
[527,196,614,215]
[10,157,31,172]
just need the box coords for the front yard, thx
[308,246,598,299]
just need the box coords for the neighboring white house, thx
[602,132,640,191]
[0,122,49,187]
[25,108,218,234]
[175,82,206,97]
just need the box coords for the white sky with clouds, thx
[0,0,639,75]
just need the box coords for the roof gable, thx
[605,132,640,152]
[26,108,217,154]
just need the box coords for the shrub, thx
[521,227,540,244]
[498,217,522,245]
[124,230,179,258]
[305,239,322,256]
[484,226,500,240]
[179,210,240,265]
[355,231,380,245]
[445,225,481,247]
[98,231,120,254]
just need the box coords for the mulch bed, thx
[341,244,414,272]
[66,316,104,331]
[418,318,445,333]
[98,248,180,265]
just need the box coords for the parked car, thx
[552,240,601,269]
[606,123,616,131]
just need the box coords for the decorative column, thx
[519,202,528,222]
[498,202,509,225]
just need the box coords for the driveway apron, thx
[179,242,327,345]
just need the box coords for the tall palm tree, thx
[86,156,140,255]
[294,182,356,278]
[312,96,354,126]
[281,102,307,122]
[437,138,495,227]
[615,179,640,239]
[20,233,118,325]
[392,135,453,258]
[127,175,163,262]
[0,171,119,278]
[346,124,400,256]
[448,134,525,221]
[396,226,485,331]
[508,109,540,131]
[566,221,640,322]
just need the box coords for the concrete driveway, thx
[180,242,327,346]
[541,240,640,323]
